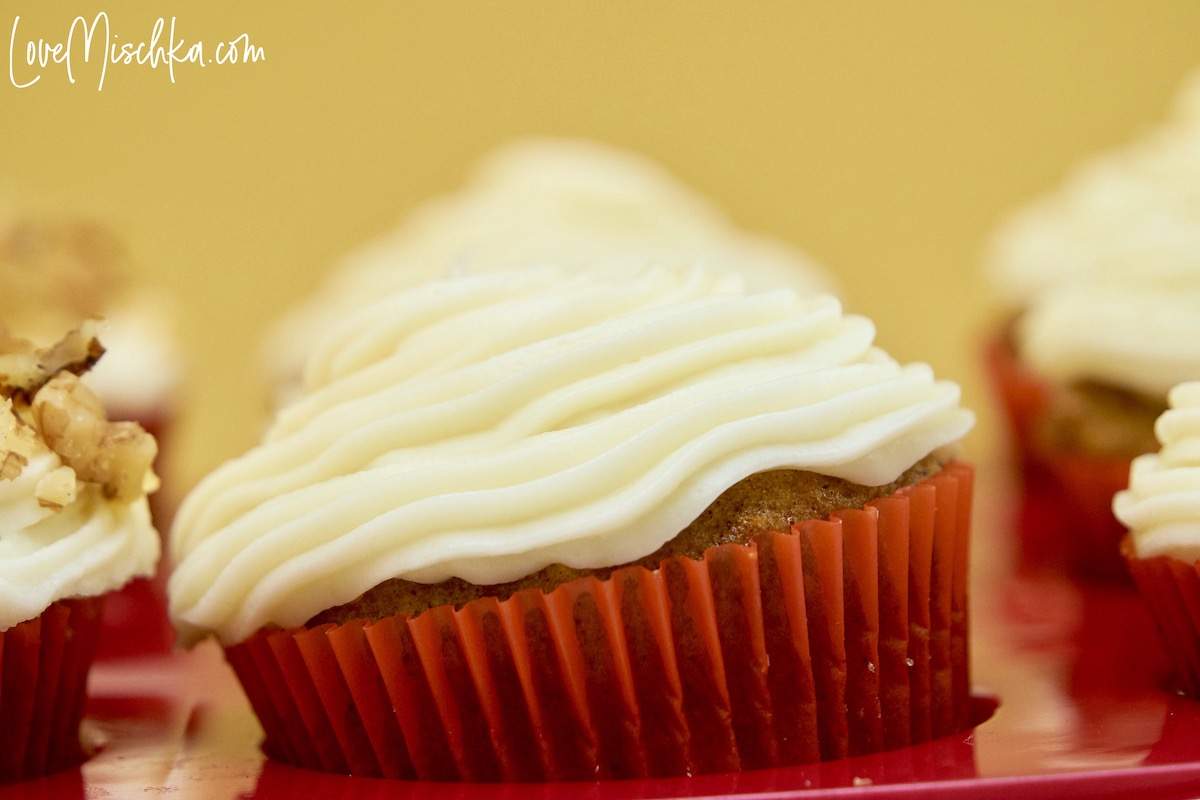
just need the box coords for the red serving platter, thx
[2,463,1199,800]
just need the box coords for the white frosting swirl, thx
[0,448,159,631]
[84,297,181,416]
[987,74,1200,396]
[1114,382,1200,561]
[1016,282,1200,398]
[171,267,972,645]
[987,77,1200,306]
[262,139,832,396]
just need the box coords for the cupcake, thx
[0,325,160,780]
[171,266,975,780]
[984,76,1200,577]
[1,214,182,656]
[1115,382,1200,697]
[262,139,832,405]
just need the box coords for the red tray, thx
[1,465,1198,799]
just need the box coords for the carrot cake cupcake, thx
[171,266,974,780]
[1115,382,1200,697]
[1,213,181,655]
[0,324,160,780]
[984,75,1200,577]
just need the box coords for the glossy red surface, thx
[2,466,1199,799]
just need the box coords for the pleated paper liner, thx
[97,406,176,661]
[1034,454,1131,579]
[1123,538,1200,699]
[984,333,1048,459]
[225,462,974,782]
[0,595,104,782]
[984,334,1131,580]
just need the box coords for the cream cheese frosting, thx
[986,73,1200,396]
[1114,382,1200,561]
[262,139,833,396]
[0,445,158,630]
[171,266,972,646]
[986,90,1200,307]
[1016,283,1200,398]
[83,296,182,416]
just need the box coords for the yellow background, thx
[3,1,1199,490]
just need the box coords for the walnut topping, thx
[0,451,27,480]
[35,465,77,510]
[31,373,156,503]
[0,396,40,481]
[0,326,156,506]
[0,322,105,398]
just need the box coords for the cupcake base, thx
[225,463,974,781]
[1123,539,1200,698]
[0,596,104,782]
[985,335,1130,580]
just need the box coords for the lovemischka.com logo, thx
[8,11,266,90]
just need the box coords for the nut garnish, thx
[0,322,105,398]
[0,450,27,480]
[0,396,40,481]
[35,465,77,510]
[32,373,156,503]
[0,326,155,505]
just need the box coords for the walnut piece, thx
[31,373,156,502]
[35,465,77,510]
[0,450,27,480]
[0,397,41,481]
[0,322,105,398]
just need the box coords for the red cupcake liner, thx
[984,334,1049,458]
[96,406,175,661]
[0,596,104,782]
[1123,540,1200,698]
[225,463,974,781]
[984,334,1131,579]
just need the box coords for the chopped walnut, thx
[0,322,105,398]
[0,326,155,505]
[0,397,40,481]
[35,465,77,510]
[31,373,156,502]
[0,450,27,480]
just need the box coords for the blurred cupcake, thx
[0,325,160,780]
[263,139,833,405]
[171,266,975,780]
[984,76,1200,578]
[1115,382,1200,697]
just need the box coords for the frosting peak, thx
[1114,382,1200,561]
[172,267,971,645]
[262,139,833,396]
